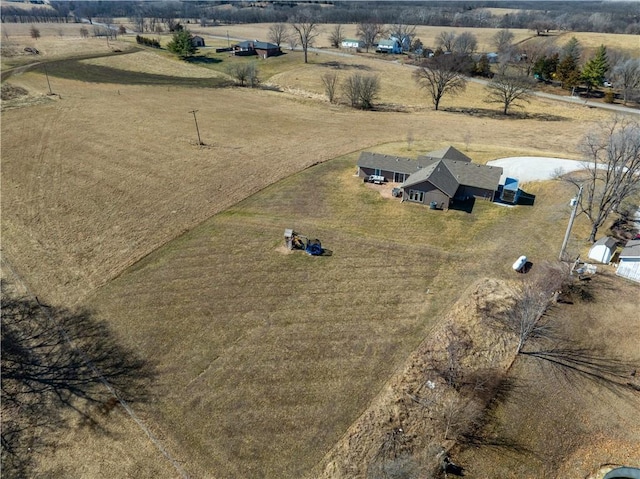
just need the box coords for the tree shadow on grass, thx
[1,281,155,478]
[442,107,567,122]
[522,345,640,401]
[185,55,223,65]
[319,61,373,71]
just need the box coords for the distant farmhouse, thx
[357,146,503,209]
[233,40,282,58]
[376,37,403,54]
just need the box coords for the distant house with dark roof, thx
[356,146,503,208]
[616,239,640,283]
[234,40,282,58]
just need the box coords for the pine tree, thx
[581,44,609,94]
[167,29,196,59]
[557,54,580,90]
[561,36,581,64]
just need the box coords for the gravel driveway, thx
[487,157,590,183]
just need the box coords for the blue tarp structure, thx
[305,240,323,256]
[501,177,520,204]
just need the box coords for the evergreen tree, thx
[581,44,609,94]
[561,36,581,64]
[167,29,196,59]
[557,53,580,90]
[533,53,559,81]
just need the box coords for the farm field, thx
[2,25,639,478]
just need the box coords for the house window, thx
[394,172,405,182]
[408,190,424,202]
[374,168,382,176]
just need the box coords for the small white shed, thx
[616,239,640,283]
[588,236,617,264]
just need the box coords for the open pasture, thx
[0,22,135,68]
[1,40,633,477]
[1,48,610,306]
[86,153,588,478]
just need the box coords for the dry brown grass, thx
[1,40,635,479]
[455,271,640,478]
[1,25,134,68]
[1,54,609,306]
[80,50,223,78]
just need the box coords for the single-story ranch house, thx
[357,146,503,208]
[233,40,282,58]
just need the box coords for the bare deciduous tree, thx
[322,72,339,103]
[227,62,259,87]
[79,26,89,39]
[452,31,477,55]
[485,65,534,115]
[268,23,288,47]
[342,73,381,109]
[290,11,320,64]
[612,58,640,105]
[435,31,456,53]
[389,17,416,52]
[328,24,344,49]
[357,20,386,53]
[413,54,468,111]
[517,37,555,77]
[566,116,640,242]
[492,28,514,54]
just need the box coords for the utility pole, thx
[189,109,203,145]
[43,63,53,95]
[559,184,583,261]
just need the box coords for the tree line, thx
[2,1,639,35]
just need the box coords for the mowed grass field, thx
[1,45,612,306]
[86,156,591,478]
[1,27,638,478]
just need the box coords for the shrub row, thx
[135,35,160,48]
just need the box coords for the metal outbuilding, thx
[588,236,617,264]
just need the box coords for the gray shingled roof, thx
[445,160,503,191]
[400,160,459,197]
[358,149,503,197]
[593,236,618,250]
[402,159,502,195]
[356,152,432,175]
[620,239,640,258]
[421,146,472,163]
